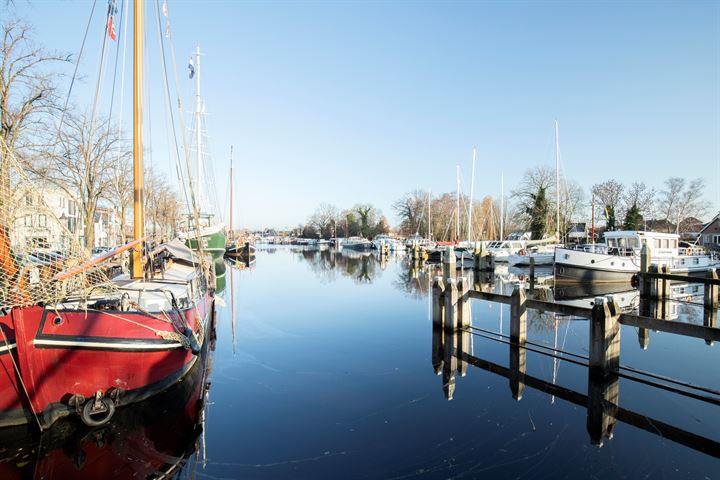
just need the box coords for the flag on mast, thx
[162,0,168,17]
[107,16,117,41]
[188,57,195,79]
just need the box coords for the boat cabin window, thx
[608,238,617,247]
[654,239,661,249]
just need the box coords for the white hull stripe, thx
[34,339,183,350]
[0,343,16,353]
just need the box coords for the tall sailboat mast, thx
[468,148,476,242]
[555,120,560,242]
[195,45,203,209]
[455,165,460,242]
[500,172,504,241]
[131,0,144,279]
[427,190,432,240]
[229,146,233,242]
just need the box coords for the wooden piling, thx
[509,342,526,401]
[529,256,535,294]
[443,247,456,280]
[457,276,471,328]
[431,322,444,375]
[638,328,650,350]
[589,296,621,376]
[432,276,445,329]
[639,242,651,298]
[704,268,719,311]
[704,268,718,346]
[442,319,458,400]
[458,328,470,377]
[510,285,527,344]
[444,278,459,332]
[586,372,619,447]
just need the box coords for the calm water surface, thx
[2,246,718,478]
[203,247,719,479]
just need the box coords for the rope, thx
[0,322,43,431]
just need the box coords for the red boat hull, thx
[0,294,212,429]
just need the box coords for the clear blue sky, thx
[10,1,720,229]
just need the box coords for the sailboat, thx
[180,46,227,261]
[0,0,215,430]
[224,146,256,260]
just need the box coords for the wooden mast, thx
[131,0,145,279]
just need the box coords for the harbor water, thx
[1,246,718,478]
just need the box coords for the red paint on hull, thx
[0,294,212,428]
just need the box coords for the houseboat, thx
[554,230,718,284]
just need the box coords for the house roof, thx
[699,212,720,234]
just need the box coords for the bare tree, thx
[104,151,133,243]
[393,190,428,236]
[42,113,122,248]
[658,177,708,234]
[308,203,339,239]
[0,19,70,213]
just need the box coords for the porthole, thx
[52,316,63,326]
[591,259,595,264]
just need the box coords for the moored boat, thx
[554,230,719,284]
[342,236,372,251]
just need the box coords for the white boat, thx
[554,230,719,283]
[405,234,436,249]
[508,245,557,266]
[342,236,372,251]
[481,240,527,262]
[372,234,405,251]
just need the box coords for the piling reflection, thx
[431,326,720,457]
[0,323,216,479]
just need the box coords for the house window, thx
[714,234,720,245]
[38,214,46,227]
[25,195,32,206]
[24,214,32,227]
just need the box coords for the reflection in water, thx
[433,325,720,457]
[298,248,382,284]
[0,322,216,479]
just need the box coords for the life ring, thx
[80,397,115,427]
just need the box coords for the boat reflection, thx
[0,322,215,479]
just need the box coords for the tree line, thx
[391,165,712,241]
[297,203,391,239]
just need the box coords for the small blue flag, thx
[188,58,195,79]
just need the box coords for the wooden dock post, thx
[639,242,651,298]
[586,371,619,447]
[529,256,536,294]
[589,296,621,376]
[457,276,471,328]
[458,328,470,377]
[510,285,527,344]
[648,265,660,300]
[443,246,456,281]
[432,276,445,329]
[432,321,444,375]
[444,278,459,332]
[638,328,650,350]
[509,341,526,401]
[704,268,719,311]
[442,319,458,400]
[704,268,718,346]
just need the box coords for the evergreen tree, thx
[605,204,617,231]
[527,186,548,240]
[623,203,643,230]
